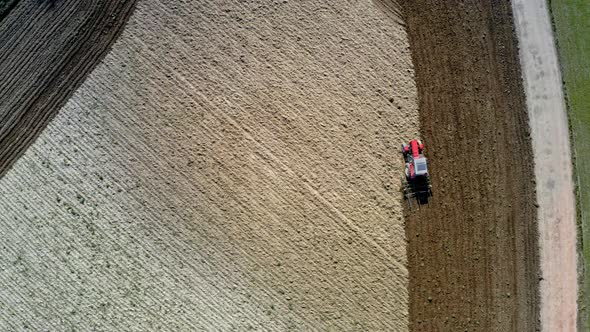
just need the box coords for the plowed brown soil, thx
[401,1,540,331]
[0,0,135,177]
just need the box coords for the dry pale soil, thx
[0,0,419,330]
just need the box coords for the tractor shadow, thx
[401,176,432,210]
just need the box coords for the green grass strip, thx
[549,0,590,329]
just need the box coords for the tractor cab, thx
[401,139,433,208]
[413,156,428,177]
[402,139,429,180]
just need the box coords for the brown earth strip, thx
[400,1,540,331]
[0,0,136,177]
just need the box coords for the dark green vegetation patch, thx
[0,0,18,19]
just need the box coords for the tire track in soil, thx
[400,1,540,331]
[0,0,136,178]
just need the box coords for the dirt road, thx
[0,0,418,330]
[401,1,539,330]
[511,0,578,330]
[0,0,136,178]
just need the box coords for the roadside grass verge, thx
[549,0,590,329]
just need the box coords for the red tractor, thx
[401,139,432,208]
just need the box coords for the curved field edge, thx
[511,0,577,330]
[549,0,590,329]
[400,0,540,330]
[0,0,136,178]
[0,0,18,20]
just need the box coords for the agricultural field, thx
[1,0,573,331]
[550,0,590,329]
[401,1,539,330]
[0,0,419,330]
